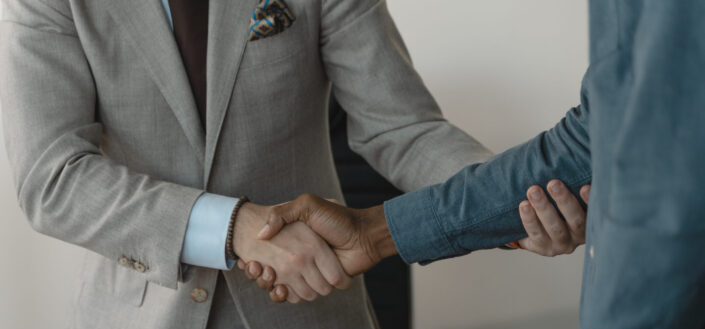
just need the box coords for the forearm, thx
[321,0,494,192]
[0,6,203,289]
[9,146,203,288]
[384,105,592,264]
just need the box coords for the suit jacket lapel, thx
[203,0,255,187]
[105,0,206,165]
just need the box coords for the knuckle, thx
[298,193,316,203]
[548,225,567,238]
[267,206,281,219]
[534,199,549,209]
[278,264,295,277]
[328,274,343,287]
[287,253,307,268]
[302,291,317,301]
[553,193,569,203]
[520,212,534,223]
[536,247,557,257]
[571,220,586,232]
[320,285,333,296]
[528,236,547,248]
[555,244,574,255]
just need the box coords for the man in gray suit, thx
[0,0,586,328]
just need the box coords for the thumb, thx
[257,195,315,240]
[257,203,293,240]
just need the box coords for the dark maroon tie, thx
[168,0,209,127]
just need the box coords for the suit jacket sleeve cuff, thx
[181,193,239,270]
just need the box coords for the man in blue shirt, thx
[249,1,705,327]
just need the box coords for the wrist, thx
[226,197,250,261]
[358,205,397,261]
[232,202,267,258]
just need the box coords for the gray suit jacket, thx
[0,0,492,328]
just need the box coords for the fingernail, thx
[549,182,564,194]
[529,189,542,201]
[257,225,270,239]
[520,203,531,213]
[249,265,258,276]
[262,270,271,281]
[276,287,284,297]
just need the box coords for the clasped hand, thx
[232,180,590,304]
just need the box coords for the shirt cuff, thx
[383,187,457,265]
[181,193,239,270]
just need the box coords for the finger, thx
[517,237,533,252]
[245,262,263,281]
[580,185,591,204]
[269,285,288,303]
[518,201,549,251]
[257,266,277,291]
[326,198,343,205]
[547,180,586,243]
[237,259,246,270]
[258,202,298,240]
[314,244,353,290]
[287,285,305,304]
[259,193,325,240]
[302,263,334,297]
[258,217,286,240]
[285,285,302,304]
[288,275,319,302]
[527,186,571,246]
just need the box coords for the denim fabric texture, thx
[385,105,591,264]
[385,1,705,327]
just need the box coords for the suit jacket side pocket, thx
[80,253,148,307]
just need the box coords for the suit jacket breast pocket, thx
[239,13,309,70]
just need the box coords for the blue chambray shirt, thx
[384,1,705,327]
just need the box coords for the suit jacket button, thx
[191,288,208,303]
[133,262,147,273]
[118,256,131,267]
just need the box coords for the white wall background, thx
[0,1,589,328]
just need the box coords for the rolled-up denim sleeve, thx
[385,105,592,265]
[181,193,239,270]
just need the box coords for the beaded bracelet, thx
[226,196,249,261]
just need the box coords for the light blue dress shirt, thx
[184,193,238,270]
[160,0,237,270]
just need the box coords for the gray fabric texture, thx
[0,0,493,328]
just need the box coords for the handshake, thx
[231,180,590,304]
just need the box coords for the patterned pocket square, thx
[248,0,296,41]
